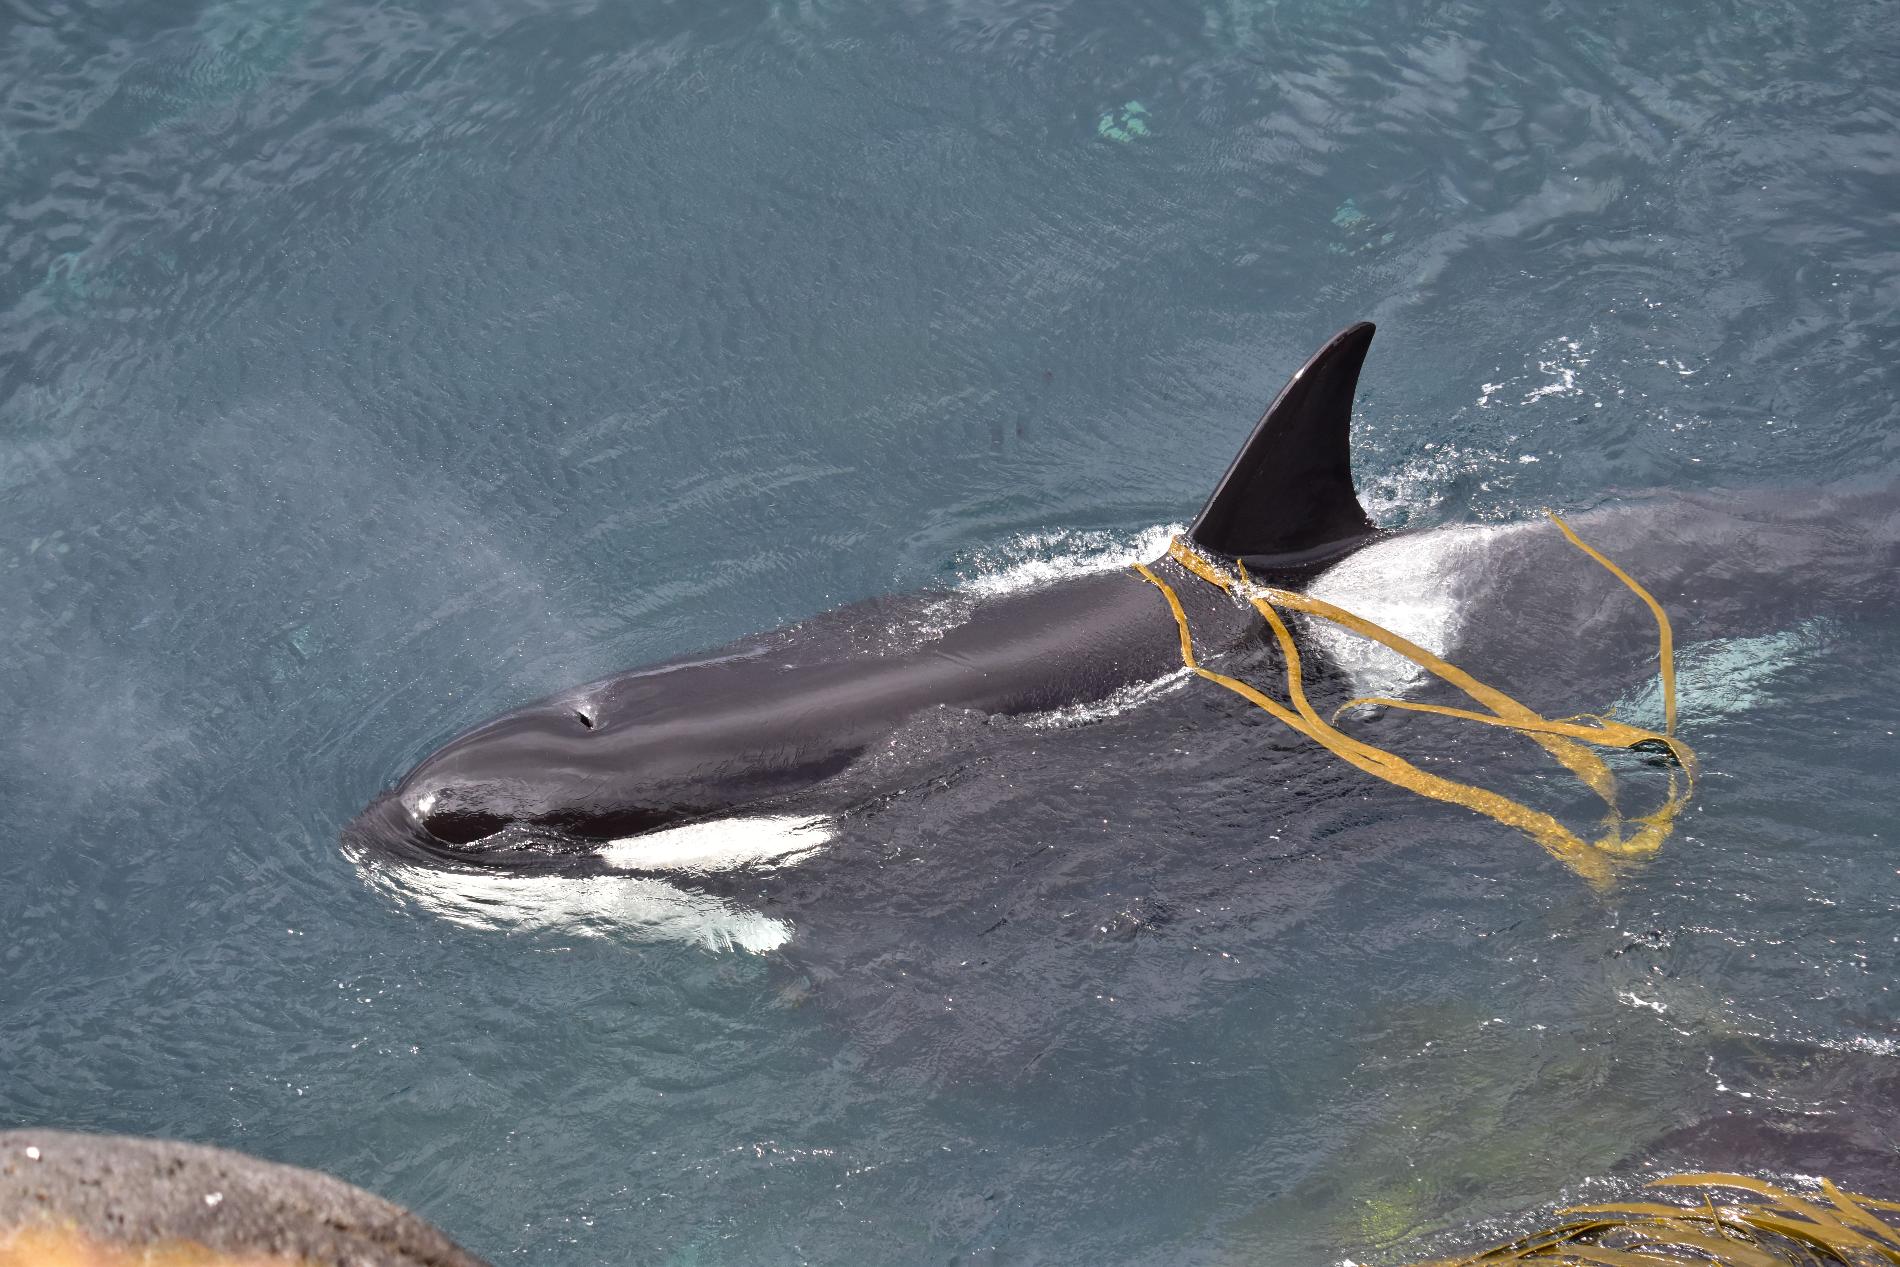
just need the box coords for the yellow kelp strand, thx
[1131,516,1695,884]
[1413,1173,1900,1267]
[1547,511,1678,737]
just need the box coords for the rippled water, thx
[3,0,1897,1262]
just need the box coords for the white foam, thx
[1473,334,1596,408]
[1521,337,1590,402]
[1357,442,1505,525]
[362,865,794,953]
[952,523,1184,598]
[1015,668,1194,729]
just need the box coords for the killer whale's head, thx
[345,687,691,867]
[404,696,667,845]
[347,651,863,867]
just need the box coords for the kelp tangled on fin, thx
[1134,513,1696,884]
[1415,1173,1900,1267]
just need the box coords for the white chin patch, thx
[599,814,834,874]
[356,815,835,953]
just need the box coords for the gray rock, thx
[0,1130,490,1266]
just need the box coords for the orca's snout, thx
[396,773,516,848]
[386,700,590,848]
[343,789,457,866]
[416,804,508,845]
[364,696,688,859]
[346,783,607,871]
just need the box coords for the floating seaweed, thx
[1135,513,1695,884]
[1419,1174,1900,1267]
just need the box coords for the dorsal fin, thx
[1187,322,1379,565]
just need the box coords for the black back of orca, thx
[347,323,1384,867]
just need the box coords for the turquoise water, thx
[3,0,1898,1261]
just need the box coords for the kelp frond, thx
[1417,1174,1900,1267]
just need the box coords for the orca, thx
[344,321,1898,881]
[348,323,1385,869]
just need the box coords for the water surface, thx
[3,0,1897,1262]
